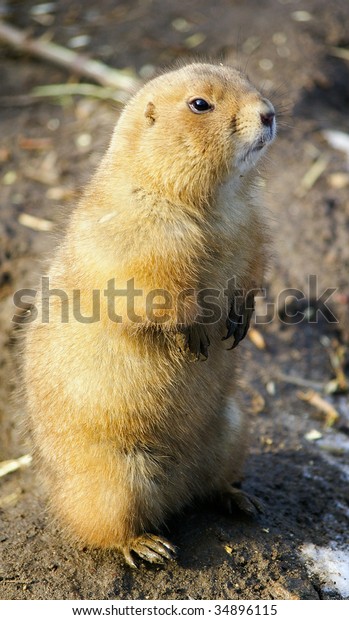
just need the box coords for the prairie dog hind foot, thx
[220,482,264,517]
[122,534,177,568]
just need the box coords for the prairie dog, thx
[24,63,276,566]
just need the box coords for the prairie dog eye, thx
[188,98,214,114]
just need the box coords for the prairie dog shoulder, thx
[47,63,274,327]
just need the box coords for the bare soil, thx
[1,0,349,601]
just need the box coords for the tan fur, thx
[23,63,275,559]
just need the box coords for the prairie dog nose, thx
[260,99,275,128]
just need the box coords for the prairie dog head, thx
[110,63,276,205]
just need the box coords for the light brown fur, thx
[23,63,275,565]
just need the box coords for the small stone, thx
[259,58,274,71]
[75,133,92,149]
[2,171,17,185]
[12,193,23,205]
[327,172,349,189]
[172,18,191,33]
[266,381,276,396]
[30,3,56,15]
[185,33,206,49]
[305,429,322,442]
[277,46,291,58]
[292,11,312,22]
[46,187,67,200]
[68,35,91,49]
[272,32,287,45]
[47,118,60,131]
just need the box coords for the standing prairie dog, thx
[24,62,276,566]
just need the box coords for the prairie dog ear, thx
[145,101,156,125]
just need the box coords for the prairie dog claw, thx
[123,534,177,568]
[176,324,210,361]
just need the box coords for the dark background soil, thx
[1,0,349,601]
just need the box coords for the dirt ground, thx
[1,0,349,601]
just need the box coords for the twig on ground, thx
[248,327,266,350]
[329,46,349,62]
[320,336,348,393]
[297,389,340,427]
[0,454,32,478]
[31,83,130,104]
[18,213,54,231]
[296,154,329,197]
[275,372,325,390]
[0,20,141,94]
